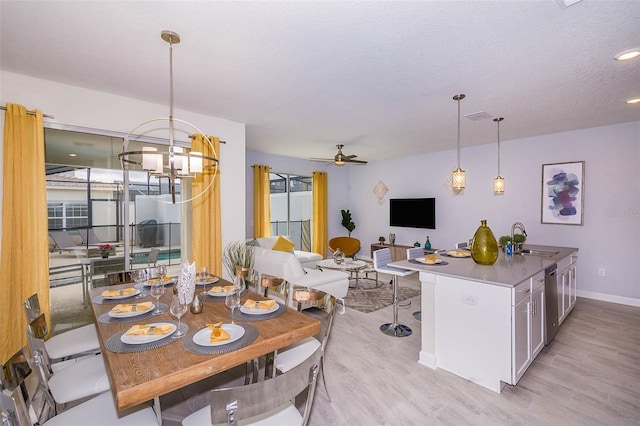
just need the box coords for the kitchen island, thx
[389,244,578,393]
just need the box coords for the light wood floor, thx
[50,274,640,425]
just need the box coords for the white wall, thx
[0,71,247,252]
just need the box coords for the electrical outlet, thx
[598,268,605,277]
[461,295,478,306]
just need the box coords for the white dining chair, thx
[1,347,158,426]
[373,248,416,337]
[23,293,101,362]
[182,346,321,426]
[26,314,110,413]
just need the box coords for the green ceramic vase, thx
[471,219,499,265]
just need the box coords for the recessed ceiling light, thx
[614,49,640,61]
[626,97,640,105]
[68,153,77,157]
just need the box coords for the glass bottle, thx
[470,220,499,265]
[424,236,431,250]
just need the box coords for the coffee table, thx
[316,259,377,289]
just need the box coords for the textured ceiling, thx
[1,1,638,162]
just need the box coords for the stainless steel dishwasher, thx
[544,264,559,344]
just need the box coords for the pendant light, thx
[493,117,505,194]
[118,30,219,204]
[452,94,466,190]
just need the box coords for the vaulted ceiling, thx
[1,1,638,162]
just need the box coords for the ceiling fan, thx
[310,144,368,166]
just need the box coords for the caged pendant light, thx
[452,94,466,190]
[118,30,219,204]
[493,117,505,194]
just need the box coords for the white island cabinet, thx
[391,244,578,393]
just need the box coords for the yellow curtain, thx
[0,103,49,361]
[253,164,271,238]
[190,135,222,276]
[312,171,328,258]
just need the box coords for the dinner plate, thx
[143,277,176,287]
[415,257,443,265]
[102,288,141,300]
[207,286,237,297]
[240,303,279,315]
[196,276,220,286]
[108,303,155,318]
[120,322,176,344]
[446,250,472,258]
[193,324,245,347]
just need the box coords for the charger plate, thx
[230,302,286,322]
[182,324,258,355]
[98,303,168,324]
[105,321,186,353]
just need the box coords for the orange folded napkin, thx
[111,301,153,313]
[206,322,230,343]
[243,299,276,310]
[148,276,172,284]
[125,324,173,336]
[210,285,235,293]
[101,288,136,298]
[423,256,440,264]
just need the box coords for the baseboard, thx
[418,351,437,369]
[577,289,640,308]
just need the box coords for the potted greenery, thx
[498,234,526,251]
[223,241,255,281]
[378,236,386,244]
[341,209,356,237]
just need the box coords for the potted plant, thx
[498,235,512,249]
[341,209,356,237]
[99,244,113,258]
[378,236,386,244]
[498,234,526,251]
[223,241,255,282]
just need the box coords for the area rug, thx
[343,283,421,314]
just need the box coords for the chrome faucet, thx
[511,222,527,254]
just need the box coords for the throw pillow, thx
[272,235,295,252]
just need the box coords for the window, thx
[269,173,313,251]
[47,202,88,230]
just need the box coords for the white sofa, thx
[254,236,323,269]
[252,247,349,306]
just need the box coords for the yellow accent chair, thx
[328,236,361,257]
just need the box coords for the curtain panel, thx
[253,164,271,238]
[312,171,328,258]
[0,103,50,361]
[191,135,222,276]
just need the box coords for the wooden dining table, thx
[88,278,320,416]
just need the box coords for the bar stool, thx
[406,247,425,320]
[373,248,416,337]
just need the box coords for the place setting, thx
[203,284,248,301]
[195,267,220,287]
[410,255,449,266]
[104,320,187,353]
[441,249,472,259]
[97,299,167,324]
[231,297,285,322]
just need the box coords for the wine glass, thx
[150,282,165,315]
[170,295,188,338]
[225,289,241,324]
[133,269,147,298]
[199,267,209,294]
[156,265,167,282]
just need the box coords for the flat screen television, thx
[389,198,436,229]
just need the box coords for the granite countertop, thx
[389,244,578,288]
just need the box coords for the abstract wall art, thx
[541,161,585,225]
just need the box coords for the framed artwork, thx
[541,161,585,225]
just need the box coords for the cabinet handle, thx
[519,288,530,294]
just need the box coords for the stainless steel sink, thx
[518,249,559,257]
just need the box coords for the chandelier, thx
[118,30,219,204]
[452,94,466,190]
